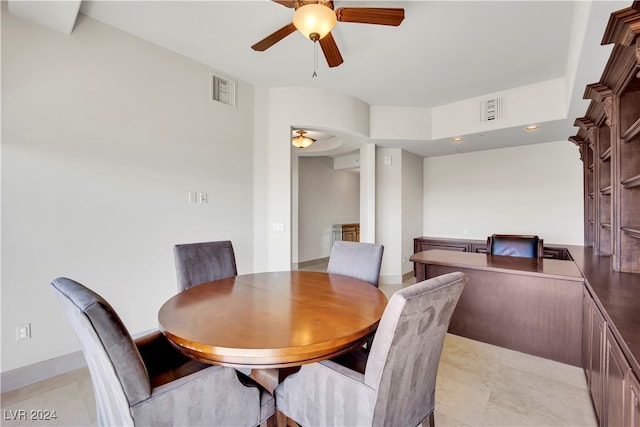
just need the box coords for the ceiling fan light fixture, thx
[293,3,337,41]
[292,130,316,148]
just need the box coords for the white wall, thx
[375,148,423,282]
[401,151,423,275]
[376,148,402,282]
[423,141,584,244]
[431,79,566,140]
[370,79,567,144]
[297,157,359,262]
[359,144,377,243]
[1,12,255,371]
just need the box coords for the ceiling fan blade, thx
[319,32,344,68]
[251,23,297,51]
[335,8,405,26]
[272,0,296,8]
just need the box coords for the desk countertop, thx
[566,245,640,375]
[410,249,584,281]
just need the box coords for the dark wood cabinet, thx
[569,2,640,423]
[341,223,359,242]
[413,237,571,260]
[569,1,640,426]
[332,223,360,244]
[585,291,607,423]
[570,1,640,272]
[583,283,638,427]
[413,236,482,254]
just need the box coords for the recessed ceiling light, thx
[452,137,464,142]
[525,125,540,131]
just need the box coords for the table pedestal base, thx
[251,367,301,427]
[250,367,300,394]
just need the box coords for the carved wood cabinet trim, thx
[570,0,640,273]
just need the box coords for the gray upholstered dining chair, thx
[173,240,237,292]
[326,241,384,287]
[51,277,274,427]
[275,271,467,427]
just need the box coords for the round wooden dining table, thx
[158,271,388,392]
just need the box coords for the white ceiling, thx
[8,0,630,157]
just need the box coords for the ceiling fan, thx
[251,0,405,68]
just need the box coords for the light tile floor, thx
[1,262,597,426]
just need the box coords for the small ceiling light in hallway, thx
[292,130,316,148]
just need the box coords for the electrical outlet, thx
[16,323,31,341]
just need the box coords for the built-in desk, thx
[411,245,640,425]
[410,250,584,366]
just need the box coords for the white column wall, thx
[255,87,370,271]
[359,144,377,244]
[376,147,403,283]
[401,151,424,276]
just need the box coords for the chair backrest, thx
[173,240,238,292]
[51,277,150,426]
[326,241,384,287]
[487,234,543,259]
[364,271,467,427]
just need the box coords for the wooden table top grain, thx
[158,271,388,368]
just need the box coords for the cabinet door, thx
[606,328,630,427]
[628,371,640,427]
[417,242,468,252]
[590,300,606,425]
[583,287,593,386]
[342,230,358,242]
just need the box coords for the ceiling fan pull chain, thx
[312,41,318,78]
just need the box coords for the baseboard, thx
[402,270,416,283]
[378,274,403,285]
[292,257,329,270]
[1,350,86,393]
[379,271,416,286]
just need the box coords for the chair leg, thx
[274,411,299,427]
[264,413,277,427]
[428,411,435,427]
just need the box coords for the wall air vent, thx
[480,97,505,122]
[210,72,236,107]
